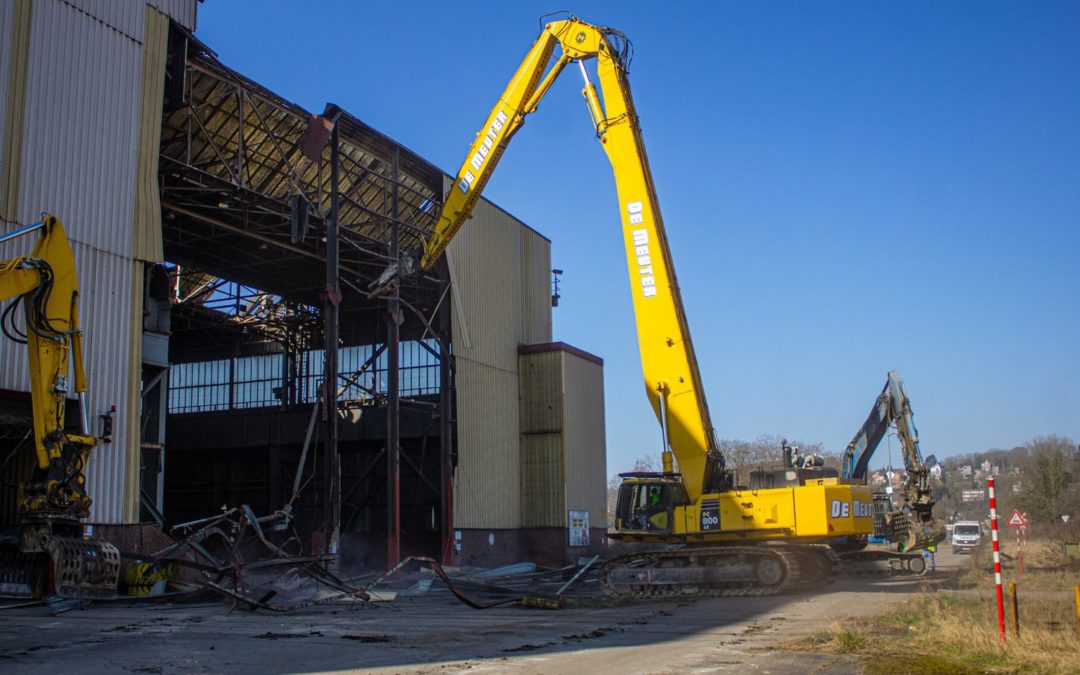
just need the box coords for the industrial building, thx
[0,0,606,570]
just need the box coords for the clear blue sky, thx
[196,1,1080,473]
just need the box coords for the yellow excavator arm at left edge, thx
[0,214,96,517]
[0,214,118,601]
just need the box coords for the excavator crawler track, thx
[599,545,837,600]
[835,548,929,577]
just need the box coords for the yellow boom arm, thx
[422,18,722,500]
[0,214,95,518]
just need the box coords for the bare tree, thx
[606,474,622,524]
[717,433,833,485]
[632,453,662,472]
[1015,435,1078,531]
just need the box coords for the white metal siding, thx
[64,0,143,41]
[0,0,147,523]
[0,0,191,525]
[449,199,524,373]
[448,191,555,529]
[1,0,30,223]
[452,365,521,529]
[519,227,552,345]
[77,247,137,524]
[148,0,196,31]
[562,353,608,528]
[17,0,141,258]
[56,1,199,41]
[0,0,13,161]
[448,198,523,528]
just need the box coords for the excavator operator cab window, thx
[616,480,679,533]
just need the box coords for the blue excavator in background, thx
[842,371,943,552]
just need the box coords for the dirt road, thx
[0,549,962,674]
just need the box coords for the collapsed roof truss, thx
[159,38,447,343]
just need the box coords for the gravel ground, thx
[0,548,963,674]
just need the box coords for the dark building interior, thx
[150,34,457,567]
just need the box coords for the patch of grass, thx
[791,632,833,649]
[831,626,868,653]
[864,654,985,675]
[783,574,1080,674]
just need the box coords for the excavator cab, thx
[614,474,686,534]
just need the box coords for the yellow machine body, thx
[614,475,875,542]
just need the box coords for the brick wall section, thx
[446,527,610,568]
[451,529,527,567]
[93,522,176,558]
[524,528,609,568]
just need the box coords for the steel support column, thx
[386,148,401,568]
[439,266,454,564]
[323,121,342,565]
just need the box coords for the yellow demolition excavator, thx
[0,215,120,599]
[376,15,934,597]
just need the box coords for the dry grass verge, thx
[784,542,1080,674]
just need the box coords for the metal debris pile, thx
[365,555,603,610]
[145,504,371,612]
[110,504,603,614]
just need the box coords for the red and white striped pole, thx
[989,476,1006,641]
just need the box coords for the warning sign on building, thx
[1007,509,1026,528]
[568,510,590,547]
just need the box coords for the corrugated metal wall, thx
[518,348,608,529]
[64,0,196,39]
[132,5,167,263]
[17,0,141,257]
[518,218,552,345]
[122,267,144,523]
[446,187,553,529]
[148,0,196,30]
[0,0,30,223]
[519,350,564,527]
[561,352,608,528]
[0,0,11,151]
[0,0,196,523]
[76,248,139,523]
[65,0,143,41]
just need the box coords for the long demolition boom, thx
[417,17,724,501]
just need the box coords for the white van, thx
[951,521,982,553]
